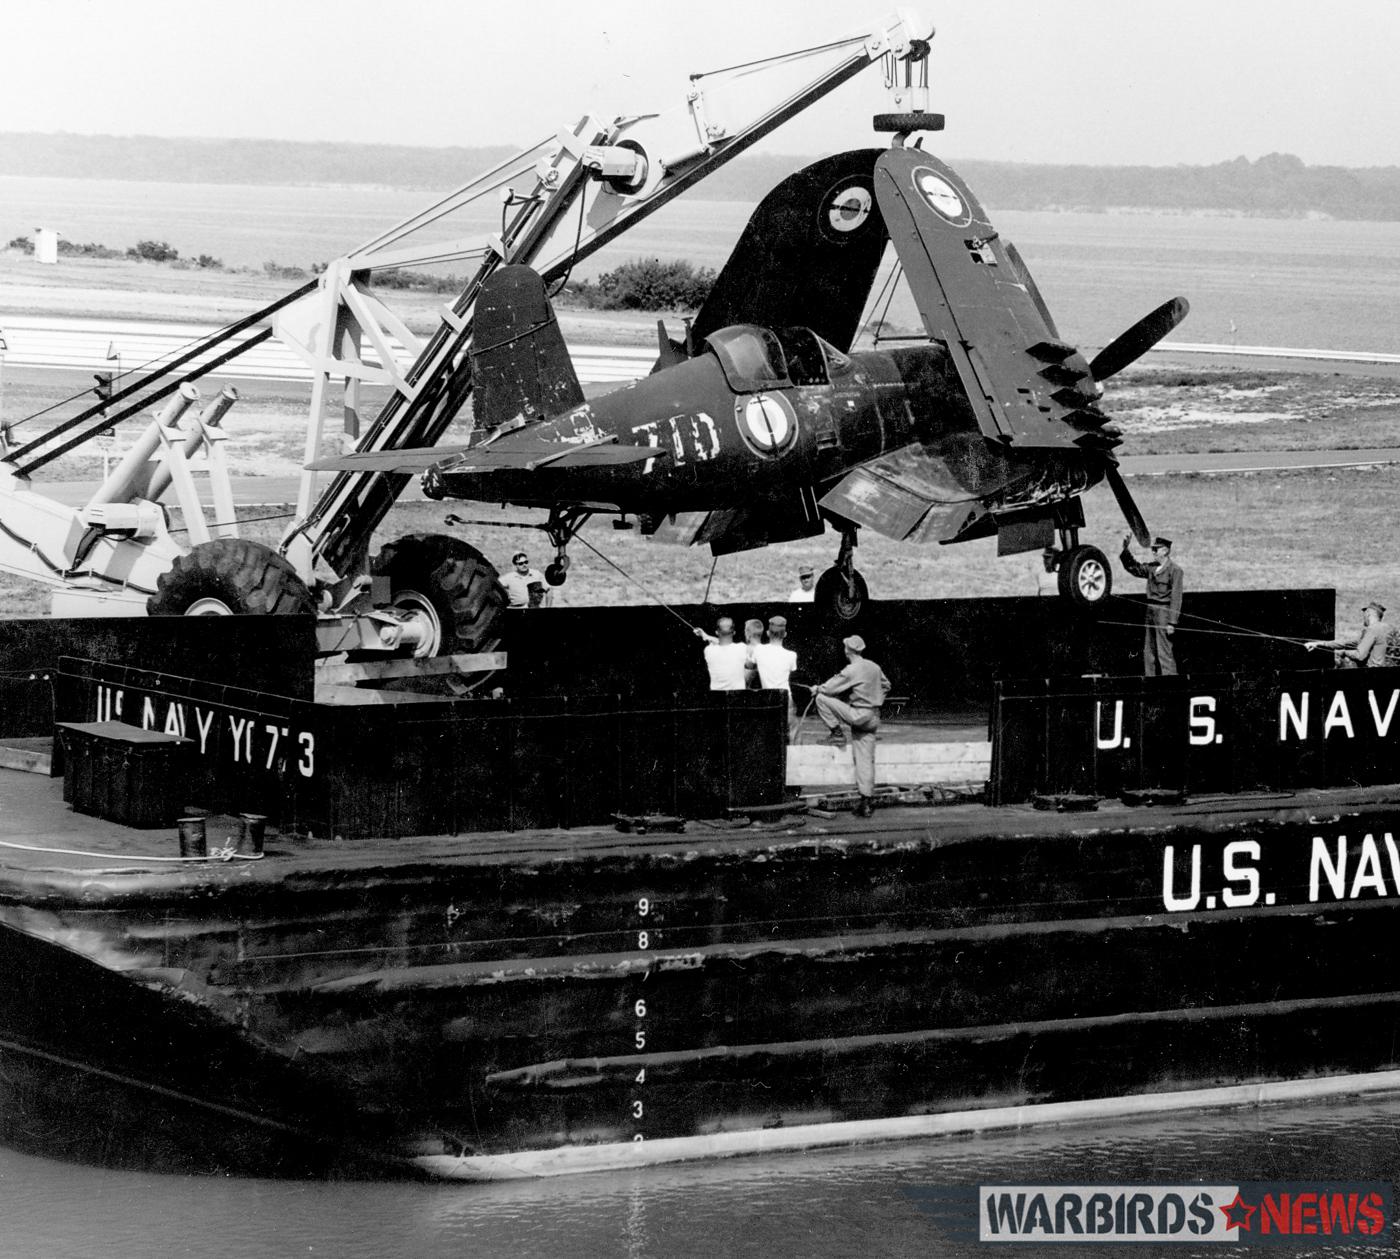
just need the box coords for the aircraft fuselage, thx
[423,330,1100,526]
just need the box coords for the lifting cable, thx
[547,192,590,300]
[689,34,865,82]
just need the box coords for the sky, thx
[1,0,1398,167]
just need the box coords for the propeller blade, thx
[1104,463,1151,547]
[1088,296,1190,382]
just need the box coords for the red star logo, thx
[1220,1192,1256,1231]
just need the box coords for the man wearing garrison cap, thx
[1120,534,1185,676]
[1306,601,1400,667]
[753,615,799,740]
[814,634,891,819]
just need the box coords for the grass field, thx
[0,460,1391,638]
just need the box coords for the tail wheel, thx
[815,566,868,622]
[370,534,506,688]
[147,539,315,617]
[1058,544,1112,608]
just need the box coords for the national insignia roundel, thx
[911,167,971,226]
[738,394,798,456]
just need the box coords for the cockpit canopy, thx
[705,325,851,393]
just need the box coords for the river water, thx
[3,174,1399,355]
[2,174,1400,1254]
[3,1092,1398,1257]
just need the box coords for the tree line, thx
[4,134,1400,220]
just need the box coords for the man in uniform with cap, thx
[1306,601,1400,667]
[1120,534,1185,676]
[814,635,891,818]
[788,565,816,603]
[753,615,799,740]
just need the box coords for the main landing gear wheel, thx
[1057,544,1112,608]
[147,538,316,617]
[816,523,867,621]
[815,567,868,622]
[370,533,506,692]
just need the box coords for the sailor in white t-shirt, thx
[694,616,748,690]
[753,614,799,739]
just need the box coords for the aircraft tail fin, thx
[471,265,584,431]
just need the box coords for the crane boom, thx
[275,10,934,583]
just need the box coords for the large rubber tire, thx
[815,566,869,622]
[147,539,316,617]
[1057,544,1112,608]
[369,533,506,658]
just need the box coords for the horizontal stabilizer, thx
[442,440,660,472]
[309,437,660,476]
[306,447,466,474]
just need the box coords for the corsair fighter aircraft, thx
[313,146,1188,619]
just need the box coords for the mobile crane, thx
[0,11,933,689]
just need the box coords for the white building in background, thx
[34,228,58,265]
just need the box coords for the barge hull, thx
[6,767,1400,1177]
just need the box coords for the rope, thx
[0,837,264,863]
[167,509,299,538]
[570,530,700,632]
[1096,616,1312,647]
[702,555,718,605]
[792,688,821,742]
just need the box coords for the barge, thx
[2,590,1398,1180]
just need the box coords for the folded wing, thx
[687,149,890,355]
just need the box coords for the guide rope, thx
[1100,596,1316,647]
[1096,617,1312,646]
[570,530,700,632]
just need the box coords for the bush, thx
[59,240,125,260]
[568,258,715,312]
[128,239,180,262]
[7,235,33,254]
[263,260,307,280]
[369,266,462,293]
